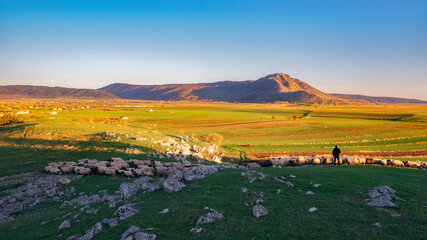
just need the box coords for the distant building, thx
[16,110,29,115]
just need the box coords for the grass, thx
[0,166,425,240]
[0,100,426,239]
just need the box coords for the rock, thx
[0,173,78,224]
[120,225,140,239]
[241,188,248,193]
[158,208,169,214]
[120,225,156,240]
[289,175,296,178]
[59,219,71,230]
[112,204,139,220]
[365,186,404,207]
[276,189,281,194]
[58,177,71,185]
[76,222,102,240]
[196,208,224,225]
[134,231,157,240]
[309,207,317,212]
[163,177,185,193]
[313,184,321,188]
[252,204,268,218]
[103,218,118,228]
[66,234,82,240]
[373,222,382,228]
[120,182,139,200]
[305,191,314,195]
[190,227,203,233]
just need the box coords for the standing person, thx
[332,145,341,166]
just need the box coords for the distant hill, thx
[2,74,425,104]
[0,85,119,99]
[330,93,427,104]
[100,73,342,103]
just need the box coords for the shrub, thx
[0,114,20,125]
[200,133,223,146]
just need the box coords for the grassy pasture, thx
[0,101,426,239]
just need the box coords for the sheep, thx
[312,158,321,165]
[123,171,134,177]
[75,167,92,175]
[61,166,73,174]
[358,157,366,164]
[97,166,107,174]
[105,168,116,176]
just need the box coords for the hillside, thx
[331,93,427,104]
[100,73,341,103]
[0,85,119,99]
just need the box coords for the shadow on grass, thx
[0,136,158,177]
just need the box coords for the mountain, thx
[0,85,118,99]
[330,93,427,104]
[100,73,341,103]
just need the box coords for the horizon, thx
[1,1,427,100]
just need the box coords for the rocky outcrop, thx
[365,186,404,207]
[120,225,156,240]
[196,207,224,225]
[0,173,79,224]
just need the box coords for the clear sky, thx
[1,0,426,100]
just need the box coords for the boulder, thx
[120,182,139,200]
[75,222,102,240]
[252,204,268,218]
[163,177,185,193]
[196,208,224,225]
[59,220,71,230]
[112,204,139,220]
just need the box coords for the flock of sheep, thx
[266,156,427,169]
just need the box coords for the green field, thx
[0,100,426,239]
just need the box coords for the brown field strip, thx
[248,150,427,159]
[173,120,319,129]
[149,117,228,124]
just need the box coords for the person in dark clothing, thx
[332,145,341,166]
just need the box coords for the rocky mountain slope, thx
[100,73,341,103]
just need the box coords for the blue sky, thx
[1,0,426,100]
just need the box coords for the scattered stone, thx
[273,177,294,187]
[75,222,102,240]
[252,204,268,218]
[289,175,296,178]
[373,222,382,228]
[163,176,185,193]
[103,218,119,228]
[112,204,139,220]
[190,227,203,233]
[196,208,224,225]
[58,177,71,185]
[305,191,314,195]
[120,225,156,240]
[313,184,321,188]
[59,219,71,230]
[241,188,248,193]
[0,173,79,224]
[365,186,404,207]
[309,207,317,212]
[158,208,169,214]
[276,189,281,194]
[120,182,139,200]
[40,220,49,225]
